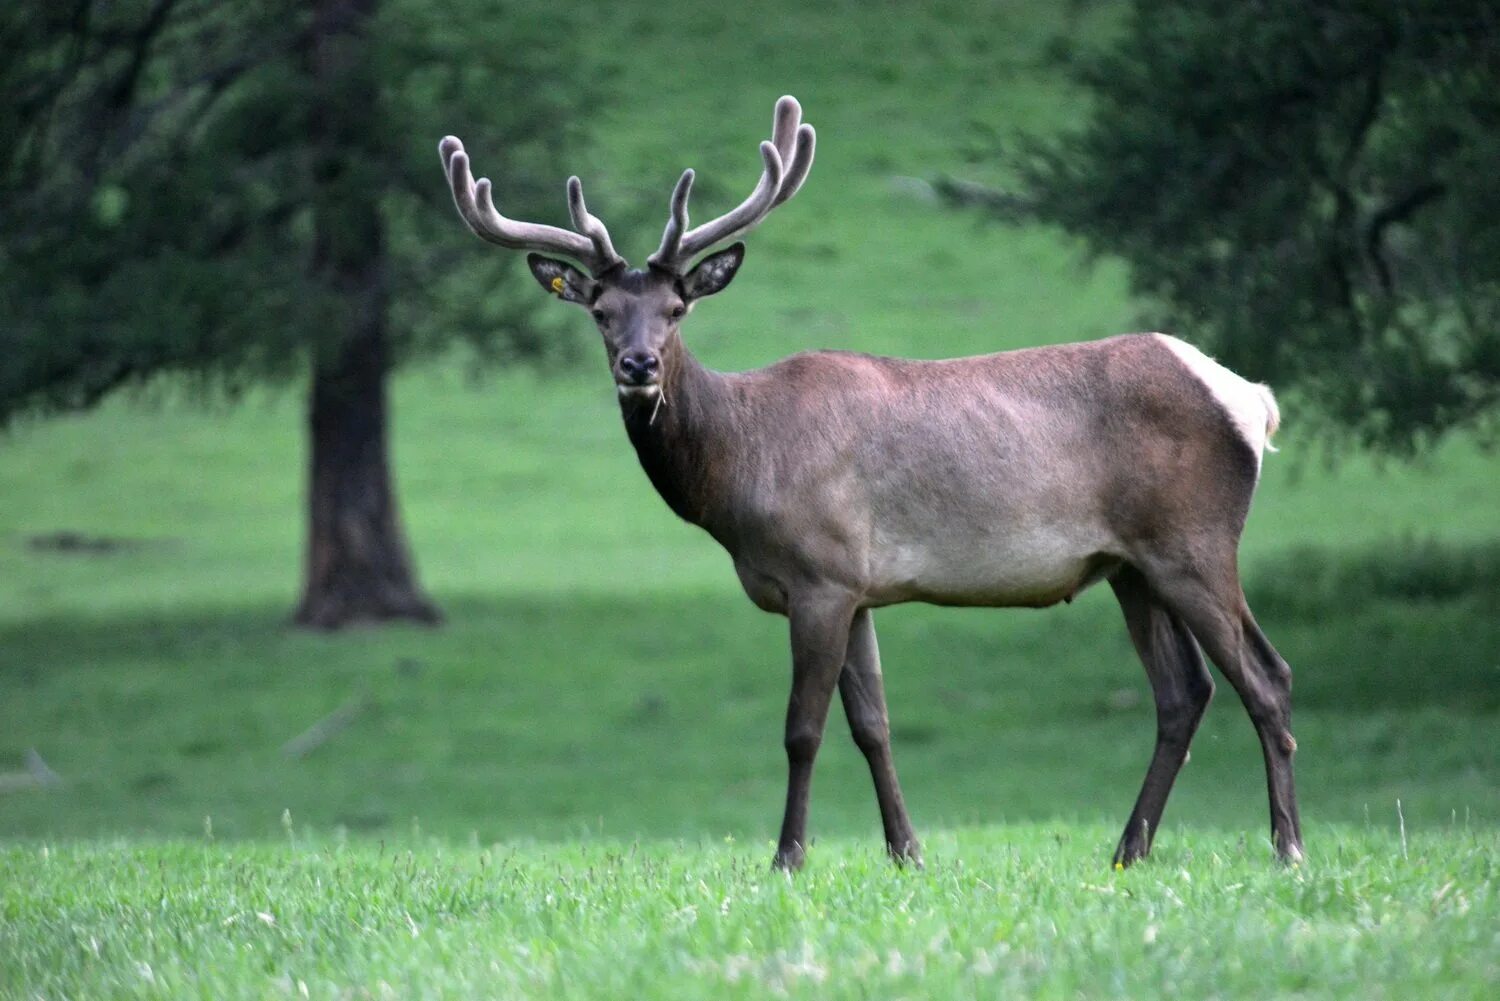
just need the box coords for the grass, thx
[2,0,1498,996]
[0,583,1496,844]
[5,828,1496,999]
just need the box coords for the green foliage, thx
[1014,0,1500,451]
[0,0,593,424]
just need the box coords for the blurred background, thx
[1,0,1495,845]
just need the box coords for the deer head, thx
[439,97,815,402]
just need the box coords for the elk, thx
[439,97,1303,871]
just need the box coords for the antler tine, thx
[772,123,816,207]
[646,169,695,269]
[765,97,815,207]
[770,95,802,165]
[566,176,624,272]
[673,141,784,262]
[439,135,619,273]
[650,96,816,271]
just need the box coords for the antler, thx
[439,136,624,275]
[647,95,816,271]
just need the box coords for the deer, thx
[439,96,1303,872]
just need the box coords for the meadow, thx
[2,0,1497,996]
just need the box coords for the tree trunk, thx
[292,315,441,629]
[292,0,440,630]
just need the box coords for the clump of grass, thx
[1247,536,1500,620]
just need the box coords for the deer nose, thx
[618,351,660,384]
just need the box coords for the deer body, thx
[441,97,1304,872]
[625,333,1265,616]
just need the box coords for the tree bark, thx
[292,0,439,630]
[292,309,441,629]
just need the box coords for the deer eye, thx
[670,305,686,319]
[591,309,608,326]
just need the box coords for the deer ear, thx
[682,243,745,301]
[527,254,595,304]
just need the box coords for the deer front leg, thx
[773,590,859,871]
[839,609,922,866]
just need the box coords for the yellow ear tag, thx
[550,276,565,295]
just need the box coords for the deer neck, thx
[619,338,737,533]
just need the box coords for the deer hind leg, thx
[838,609,922,866]
[1140,553,1305,863]
[1110,565,1215,867]
[773,589,859,872]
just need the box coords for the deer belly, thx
[867,525,1118,608]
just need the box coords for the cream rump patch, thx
[1153,334,1279,466]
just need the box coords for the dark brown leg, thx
[1143,559,1304,863]
[838,609,922,866]
[1241,611,1304,861]
[1109,566,1214,867]
[773,591,859,871]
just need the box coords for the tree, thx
[0,0,593,626]
[1001,0,1500,451]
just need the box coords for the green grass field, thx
[4,828,1496,999]
[2,0,1497,996]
